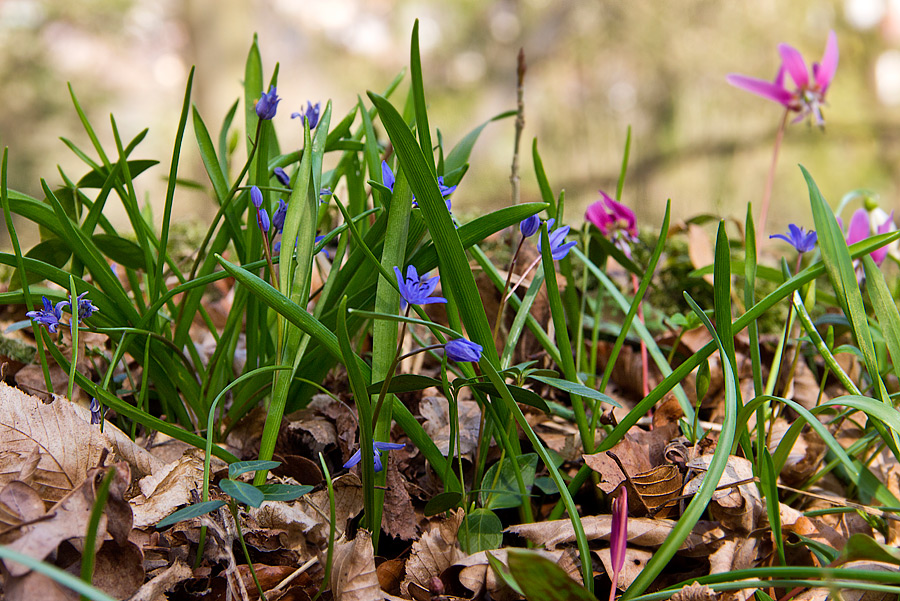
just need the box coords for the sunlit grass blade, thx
[193,105,229,203]
[409,20,435,176]
[863,255,900,379]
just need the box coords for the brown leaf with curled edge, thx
[455,549,563,600]
[0,383,160,508]
[331,530,382,601]
[402,509,465,597]
[129,450,207,529]
[382,455,417,541]
[506,515,723,556]
[684,455,761,533]
[0,481,45,528]
[420,395,481,460]
[128,559,193,601]
[584,438,652,495]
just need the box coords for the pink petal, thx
[778,43,810,89]
[610,487,628,574]
[726,74,793,107]
[816,31,838,93]
[585,200,613,235]
[877,211,896,235]
[774,64,786,89]
[603,195,638,236]
[847,209,870,246]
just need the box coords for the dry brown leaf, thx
[128,559,193,601]
[1,464,124,577]
[1,569,78,601]
[670,581,717,600]
[506,515,723,556]
[688,223,715,286]
[130,449,208,529]
[455,549,563,601]
[331,530,382,601]
[595,547,653,591]
[382,455,417,541]
[91,540,145,599]
[584,438,652,495]
[402,509,465,597]
[0,480,46,527]
[0,383,160,508]
[793,561,900,601]
[708,537,758,599]
[684,455,761,533]
[420,395,481,459]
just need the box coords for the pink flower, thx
[608,487,628,600]
[586,191,638,256]
[727,31,838,126]
[846,208,895,266]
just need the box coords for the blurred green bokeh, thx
[1,0,897,250]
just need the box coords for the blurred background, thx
[1,0,898,250]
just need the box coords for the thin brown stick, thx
[509,48,526,208]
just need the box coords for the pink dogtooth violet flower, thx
[608,486,628,601]
[585,191,639,256]
[727,30,838,127]
[846,208,895,267]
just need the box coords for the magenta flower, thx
[846,208,895,266]
[727,31,838,126]
[586,191,638,238]
[608,487,628,600]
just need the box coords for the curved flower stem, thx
[492,235,526,343]
[757,110,789,250]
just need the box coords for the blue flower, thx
[314,234,331,258]
[250,185,264,209]
[257,208,270,233]
[445,339,483,363]
[770,224,817,254]
[255,86,281,120]
[291,101,321,129]
[394,265,447,309]
[520,215,541,238]
[381,161,455,209]
[272,199,288,233]
[274,167,290,187]
[90,398,102,425]
[26,296,69,333]
[537,219,577,260]
[71,292,98,320]
[381,161,396,191]
[344,440,405,472]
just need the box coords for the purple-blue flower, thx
[71,292,99,320]
[291,101,321,129]
[769,224,817,254]
[274,167,290,187]
[537,219,577,260]
[394,265,447,309]
[445,338,483,363]
[257,207,270,233]
[26,296,69,333]
[250,185,264,209]
[344,440,405,472]
[381,161,455,209]
[272,199,288,233]
[314,234,331,259]
[90,397,102,425]
[255,86,281,121]
[520,214,541,238]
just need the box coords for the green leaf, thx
[76,160,158,188]
[457,508,503,554]
[366,374,441,395]
[506,549,597,601]
[481,453,538,510]
[839,533,900,565]
[256,484,314,502]
[469,382,551,413]
[409,20,435,175]
[758,448,784,565]
[192,105,229,202]
[219,479,264,508]
[863,256,900,378]
[528,375,622,408]
[228,460,282,480]
[424,491,462,516]
[157,500,226,528]
[91,234,146,270]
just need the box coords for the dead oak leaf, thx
[331,530,382,601]
[402,509,465,597]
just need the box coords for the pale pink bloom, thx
[845,208,895,266]
[727,31,838,126]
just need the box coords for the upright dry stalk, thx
[510,48,526,207]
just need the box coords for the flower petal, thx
[816,30,839,93]
[726,74,793,106]
[343,449,363,469]
[778,43,810,89]
[847,209,870,246]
